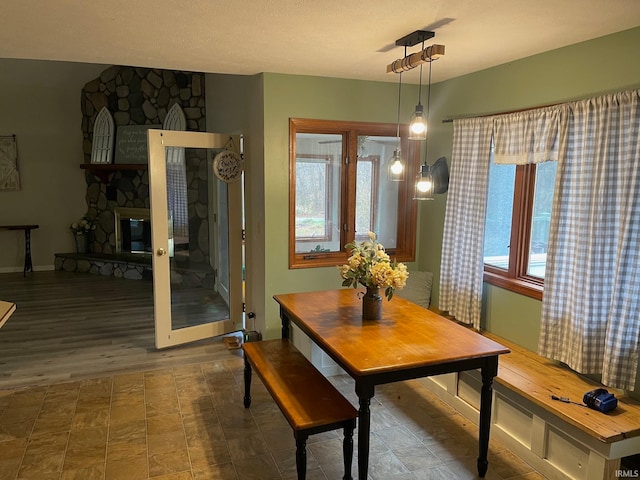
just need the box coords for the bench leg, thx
[243,356,252,408]
[342,421,355,480]
[294,431,308,480]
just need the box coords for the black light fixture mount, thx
[395,30,435,48]
[386,29,445,74]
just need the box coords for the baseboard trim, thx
[0,265,55,274]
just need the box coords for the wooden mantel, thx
[80,163,148,183]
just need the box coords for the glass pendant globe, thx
[408,105,427,140]
[390,159,403,175]
[416,177,433,192]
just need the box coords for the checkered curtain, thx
[539,90,640,390]
[439,117,494,329]
[493,106,563,165]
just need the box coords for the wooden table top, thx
[274,289,510,378]
[0,300,16,330]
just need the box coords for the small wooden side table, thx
[0,225,39,276]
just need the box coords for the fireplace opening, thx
[121,217,152,253]
[114,207,152,255]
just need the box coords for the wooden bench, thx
[242,339,358,480]
[421,330,640,480]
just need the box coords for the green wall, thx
[205,73,267,334]
[424,26,640,350]
[260,73,423,338]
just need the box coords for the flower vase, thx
[75,234,89,254]
[362,286,382,321]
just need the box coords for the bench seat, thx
[242,338,358,480]
[420,330,640,480]
[484,332,640,445]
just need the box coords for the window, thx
[295,154,334,242]
[289,118,418,268]
[355,154,381,240]
[483,152,557,299]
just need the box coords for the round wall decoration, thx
[213,150,243,183]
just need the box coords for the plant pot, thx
[74,234,89,254]
[362,286,382,321]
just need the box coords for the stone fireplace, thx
[79,65,206,258]
[55,65,212,282]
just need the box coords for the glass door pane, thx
[294,133,342,253]
[527,161,557,278]
[168,146,230,331]
[148,130,243,349]
[355,135,398,247]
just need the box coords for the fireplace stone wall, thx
[80,66,207,257]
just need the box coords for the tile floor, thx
[0,354,546,480]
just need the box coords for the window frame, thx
[289,118,419,269]
[483,163,545,300]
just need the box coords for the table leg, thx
[243,356,252,408]
[355,383,374,480]
[23,228,33,276]
[281,311,290,340]
[478,359,498,477]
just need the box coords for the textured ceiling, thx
[0,0,639,84]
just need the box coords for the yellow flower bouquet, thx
[338,231,408,301]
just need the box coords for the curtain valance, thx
[492,105,566,165]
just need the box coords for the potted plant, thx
[338,231,408,320]
[70,215,96,253]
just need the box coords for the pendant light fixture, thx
[387,149,405,181]
[408,52,427,141]
[388,50,406,182]
[413,54,435,200]
[385,30,445,195]
[413,164,434,200]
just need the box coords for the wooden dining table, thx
[274,289,510,479]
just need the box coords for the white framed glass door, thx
[147,129,244,349]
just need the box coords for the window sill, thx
[483,270,543,301]
[289,248,415,269]
[290,252,348,269]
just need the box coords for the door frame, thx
[147,129,244,349]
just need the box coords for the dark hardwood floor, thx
[0,271,242,389]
